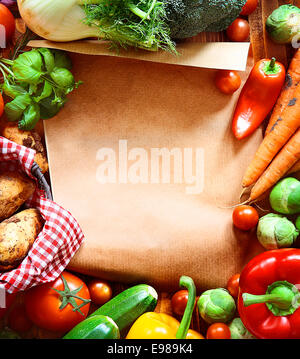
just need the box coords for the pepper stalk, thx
[242,281,300,316]
[176,276,196,339]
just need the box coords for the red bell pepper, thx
[238,248,300,339]
[232,57,286,140]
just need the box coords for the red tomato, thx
[206,323,231,339]
[227,274,240,298]
[24,271,91,332]
[232,205,259,231]
[240,0,259,16]
[88,279,113,306]
[171,290,188,316]
[0,4,15,43]
[171,290,198,316]
[226,18,250,42]
[215,70,241,95]
[8,304,33,333]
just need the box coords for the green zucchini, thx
[89,284,158,333]
[63,315,120,339]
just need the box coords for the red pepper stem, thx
[242,281,300,316]
[242,293,293,309]
[175,276,196,339]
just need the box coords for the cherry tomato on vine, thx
[88,279,113,306]
[227,274,240,298]
[8,304,33,333]
[240,0,258,16]
[24,271,91,332]
[215,70,241,95]
[226,18,250,42]
[0,4,15,44]
[232,205,259,231]
[206,323,231,339]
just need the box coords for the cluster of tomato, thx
[215,0,258,95]
[0,273,113,335]
[171,273,240,339]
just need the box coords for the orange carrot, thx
[265,49,300,135]
[249,129,300,201]
[242,83,300,188]
[287,159,300,175]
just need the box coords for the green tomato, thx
[229,318,255,339]
[257,213,298,250]
[270,177,300,215]
[197,288,236,324]
[266,5,300,44]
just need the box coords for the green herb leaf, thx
[50,67,75,91]
[38,48,55,73]
[33,80,53,103]
[5,94,32,122]
[52,50,73,71]
[2,81,28,99]
[39,93,66,119]
[12,49,44,85]
[19,102,40,130]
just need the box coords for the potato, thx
[0,209,44,272]
[1,123,49,173]
[0,170,36,222]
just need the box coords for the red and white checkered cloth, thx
[0,136,85,294]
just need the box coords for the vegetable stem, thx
[175,276,196,339]
[243,293,292,308]
[242,281,300,316]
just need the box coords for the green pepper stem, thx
[175,276,196,339]
[242,281,300,316]
[263,57,280,75]
[269,57,276,70]
[243,293,292,309]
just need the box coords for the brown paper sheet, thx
[29,40,250,71]
[43,48,264,291]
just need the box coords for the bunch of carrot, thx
[242,49,300,202]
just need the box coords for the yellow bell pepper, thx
[126,312,204,339]
[126,276,204,339]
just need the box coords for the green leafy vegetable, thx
[5,94,32,121]
[0,48,81,130]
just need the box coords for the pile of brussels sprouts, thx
[257,177,300,250]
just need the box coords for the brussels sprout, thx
[266,5,300,44]
[257,213,298,250]
[197,288,236,324]
[270,178,300,215]
[229,318,255,339]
